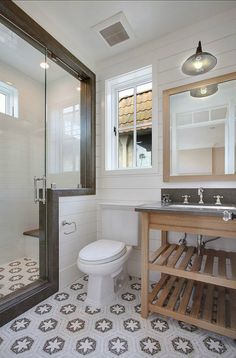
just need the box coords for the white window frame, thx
[0,81,19,118]
[105,66,153,172]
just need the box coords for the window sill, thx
[104,166,158,176]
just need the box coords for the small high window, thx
[0,81,18,118]
[105,66,152,170]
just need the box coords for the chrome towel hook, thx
[62,220,77,235]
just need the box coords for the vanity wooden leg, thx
[141,212,149,318]
[161,231,168,278]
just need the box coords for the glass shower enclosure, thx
[0,22,47,298]
[0,1,95,325]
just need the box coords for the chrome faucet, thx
[213,195,223,205]
[198,187,204,204]
[182,195,190,204]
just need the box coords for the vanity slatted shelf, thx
[136,206,236,339]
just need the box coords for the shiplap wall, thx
[96,8,236,278]
[59,196,97,288]
[58,87,100,288]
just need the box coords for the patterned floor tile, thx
[0,257,39,298]
[0,276,236,357]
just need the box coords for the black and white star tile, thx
[0,257,39,298]
[0,276,236,357]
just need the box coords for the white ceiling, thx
[15,1,236,65]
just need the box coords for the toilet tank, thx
[100,203,139,246]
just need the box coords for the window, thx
[0,81,18,118]
[106,66,152,170]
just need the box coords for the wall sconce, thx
[190,84,218,98]
[182,41,217,76]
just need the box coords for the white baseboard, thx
[59,263,84,289]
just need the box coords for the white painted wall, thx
[58,195,97,288]
[15,1,96,72]
[95,8,236,278]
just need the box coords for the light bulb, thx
[200,87,207,95]
[193,56,203,70]
[40,62,49,69]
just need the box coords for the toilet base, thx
[85,267,129,307]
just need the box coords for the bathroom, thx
[0,0,236,356]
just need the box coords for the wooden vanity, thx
[136,204,236,339]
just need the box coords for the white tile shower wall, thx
[58,195,97,289]
[95,8,236,278]
[0,60,44,265]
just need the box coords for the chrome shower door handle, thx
[42,176,46,204]
[34,176,46,204]
[34,176,38,203]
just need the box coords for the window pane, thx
[0,92,6,114]
[136,83,152,167]
[118,130,133,168]
[0,83,18,118]
[136,85,152,127]
[136,128,152,167]
[118,87,134,130]
[137,82,152,93]
[118,88,134,168]
[106,65,152,170]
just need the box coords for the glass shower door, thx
[0,22,47,299]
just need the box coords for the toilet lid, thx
[79,239,126,264]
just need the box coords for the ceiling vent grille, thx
[92,11,134,47]
[99,21,129,47]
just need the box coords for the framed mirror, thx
[163,72,236,181]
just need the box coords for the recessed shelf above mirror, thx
[163,72,236,181]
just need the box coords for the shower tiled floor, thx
[0,276,236,357]
[0,258,39,298]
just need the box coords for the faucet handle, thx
[182,195,190,204]
[213,195,223,205]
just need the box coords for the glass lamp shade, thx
[182,41,217,76]
[190,84,218,98]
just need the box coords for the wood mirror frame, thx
[163,71,236,182]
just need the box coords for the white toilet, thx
[77,204,139,306]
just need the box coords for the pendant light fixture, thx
[182,41,217,76]
[190,84,218,98]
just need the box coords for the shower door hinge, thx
[34,176,46,204]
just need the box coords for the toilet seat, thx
[79,239,127,265]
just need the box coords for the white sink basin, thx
[168,204,236,210]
